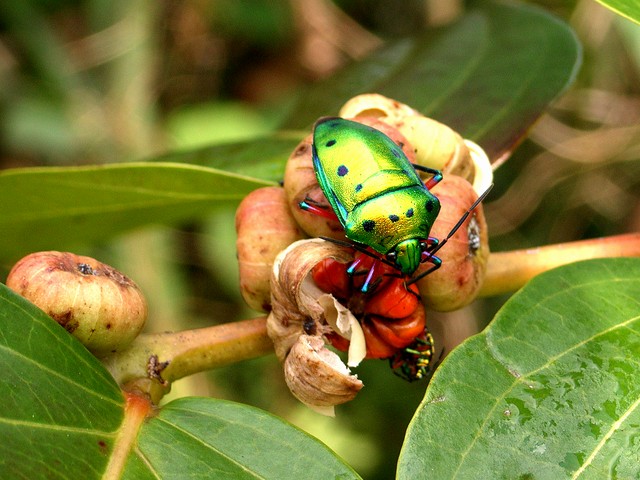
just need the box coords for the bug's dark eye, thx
[419,241,428,252]
[386,252,397,263]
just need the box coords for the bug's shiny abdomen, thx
[346,187,440,255]
[312,118,426,214]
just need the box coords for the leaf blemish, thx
[508,367,521,378]
[428,395,446,405]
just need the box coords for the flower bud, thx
[337,93,493,195]
[6,251,147,357]
[416,176,490,311]
[235,186,305,312]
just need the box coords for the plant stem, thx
[479,232,640,297]
[102,317,271,402]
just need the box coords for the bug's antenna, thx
[407,184,493,286]
[319,236,396,269]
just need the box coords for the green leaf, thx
[0,162,273,262]
[0,283,124,479]
[0,284,361,479]
[595,0,640,24]
[281,2,581,163]
[398,258,640,479]
[153,132,305,184]
[123,398,361,480]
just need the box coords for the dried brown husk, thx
[267,239,364,414]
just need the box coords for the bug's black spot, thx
[406,208,414,218]
[329,121,340,127]
[337,165,349,177]
[389,214,400,222]
[325,139,336,147]
[355,184,363,192]
[391,148,402,159]
[426,199,435,212]
[363,220,375,232]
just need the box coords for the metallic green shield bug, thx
[302,117,441,272]
[300,117,490,292]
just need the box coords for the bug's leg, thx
[299,197,340,221]
[346,254,383,293]
[406,250,442,286]
[346,256,377,292]
[423,236,439,251]
[416,252,442,285]
[418,237,440,263]
[409,185,493,286]
[411,164,443,190]
[418,254,442,277]
[360,260,378,293]
[346,256,364,275]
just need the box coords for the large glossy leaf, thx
[151,1,581,181]
[154,133,305,184]
[123,398,361,480]
[0,284,124,478]
[0,162,273,262]
[595,0,640,24]
[0,284,361,479]
[398,258,640,479]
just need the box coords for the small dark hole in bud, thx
[303,319,316,335]
[467,217,481,254]
[77,263,94,275]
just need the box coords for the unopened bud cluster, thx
[236,94,492,412]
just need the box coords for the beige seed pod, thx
[338,93,493,195]
[465,139,493,195]
[284,335,363,416]
[6,251,147,357]
[339,93,418,125]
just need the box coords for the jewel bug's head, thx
[387,239,424,276]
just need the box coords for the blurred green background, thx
[0,1,638,478]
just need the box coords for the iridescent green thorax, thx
[312,117,441,276]
[393,239,423,275]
